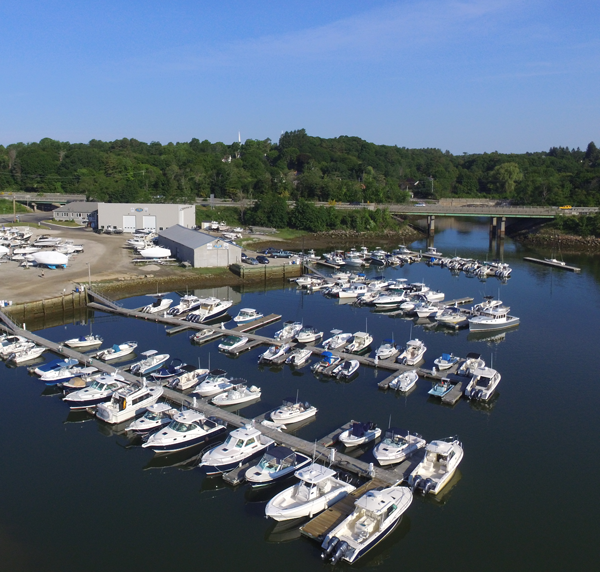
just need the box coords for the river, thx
[1,218,599,571]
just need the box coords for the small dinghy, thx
[245,446,312,486]
[339,421,381,448]
[211,383,261,406]
[428,377,454,398]
[373,428,427,466]
[434,353,460,371]
[126,402,175,433]
[389,370,419,392]
[408,438,464,495]
[270,398,317,426]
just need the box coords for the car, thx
[559,205,572,210]
[241,252,248,260]
[259,247,277,255]
[270,249,293,258]
[245,257,259,265]
[414,202,427,207]
[256,255,269,265]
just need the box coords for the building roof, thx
[158,225,237,250]
[53,201,98,214]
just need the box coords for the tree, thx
[490,162,523,197]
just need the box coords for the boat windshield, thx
[383,435,407,448]
[145,411,163,421]
[170,421,194,433]
[90,380,106,391]
[258,455,281,472]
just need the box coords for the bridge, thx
[0,192,86,207]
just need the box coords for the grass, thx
[0,198,28,214]
[44,219,83,227]
[272,228,308,240]
[195,206,242,227]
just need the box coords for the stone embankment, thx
[516,231,600,250]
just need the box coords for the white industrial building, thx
[157,225,242,268]
[97,203,195,233]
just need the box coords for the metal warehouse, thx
[157,225,242,267]
[97,203,195,233]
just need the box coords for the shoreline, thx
[513,230,600,251]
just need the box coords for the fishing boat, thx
[333,360,360,379]
[274,321,303,341]
[321,485,413,564]
[285,348,312,366]
[96,341,137,361]
[456,352,486,376]
[167,365,209,390]
[433,353,460,371]
[375,339,399,360]
[168,294,202,316]
[397,339,426,365]
[130,350,170,376]
[245,446,312,486]
[322,330,353,350]
[232,308,264,324]
[218,335,249,352]
[185,297,233,323]
[373,428,427,466]
[428,377,454,398]
[311,351,342,374]
[468,300,520,332]
[211,383,261,406]
[270,397,317,426]
[345,332,373,355]
[191,369,232,397]
[258,343,291,364]
[265,463,356,521]
[126,402,175,433]
[296,326,323,344]
[63,334,103,349]
[62,373,125,409]
[408,438,464,495]
[96,383,163,424]
[388,370,419,392]
[339,421,381,448]
[464,367,501,401]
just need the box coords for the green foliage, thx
[0,199,28,214]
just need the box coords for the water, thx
[2,218,600,571]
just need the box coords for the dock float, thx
[231,313,281,332]
[523,257,581,272]
[317,421,354,447]
[442,381,463,405]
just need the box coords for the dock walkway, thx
[523,257,581,272]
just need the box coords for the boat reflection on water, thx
[350,516,411,569]
[467,329,513,344]
[279,415,316,435]
[144,447,203,471]
[469,392,500,414]
[41,385,64,397]
[264,517,308,544]
[64,409,95,424]
[96,418,134,439]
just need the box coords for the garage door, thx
[122,215,136,233]
[143,215,156,231]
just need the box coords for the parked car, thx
[270,250,293,258]
[241,252,248,261]
[256,255,269,264]
[414,202,427,207]
[245,257,259,265]
[259,247,277,255]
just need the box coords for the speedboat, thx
[168,294,202,316]
[437,306,466,327]
[190,328,215,343]
[322,330,353,351]
[7,344,46,364]
[192,369,232,397]
[274,321,303,341]
[333,360,360,379]
[311,351,342,374]
[63,334,103,349]
[397,339,426,365]
[130,350,170,376]
[434,353,460,371]
[389,370,419,392]
[375,339,399,360]
[185,297,233,323]
[141,295,173,314]
[148,358,187,381]
[296,326,323,344]
[96,341,137,361]
[199,425,275,475]
[457,352,485,376]
[408,438,464,495]
[258,343,291,363]
[373,428,427,466]
[126,402,174,433]
[32,357,78,376]
[339,421,381,448]
[270,398,317,426]
[211,383,261,406]
[233,308,264,324]
[265,463,356,521]
[428,377,454,398]
[167,365,209,390]
[373,293,407,309]
[96,383,163,424]
[345,332,373,355]
[464,367,501,401]
[285,348,312,366]
[62,373,125,409]
[218,335,249,352]
[468,301,520,331]
[41,365,97,384]
[245,446,312,486]
[321,485,413,564]
[142,410,227,453]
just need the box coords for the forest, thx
[1,130,600,210]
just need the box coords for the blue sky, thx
[1,0,599,153]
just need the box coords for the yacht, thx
[126,402,174,433]
[142,410,227,453]
[333,359,360,379]
[408,438,464,495]
[192,369,232,397]
[311,352,342,374]
[62,373,125,409]
[270,398,317,426]
[345,332,373,355]
[96,383,163,424]
[373,293,408,309]
[375,339,399,360]
[296,326,323,344]
[428,377,454,398]
[337,283,368,299]
[468,301,520,331]
[199,425,275,475]
[457,352,486,376]
[130,351,170,376]
[373,428,427,466]
[433,353,460,371]
[388,370,419,392]
[274,321,303,341]
[321,485,413,564]
[218,335,249,353]
[96,341,137,361]
[285,348,312,366]
[140,295,173,314]
[343,249,365,266]
[167,294,202,316]
[7,344,46,364]
[339,421,381,448]
[322,330,353,351]
[211,384,261,406]
[397,339,426,365]
[63,334,103,349]
[265,463,356,521]
[245,446,312,486]
[185,297,233,323]
[258,343,291,364]
[167,365,209,391]
[233,308,264,324]
[464,367,501,401]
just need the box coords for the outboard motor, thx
[412,475,423,491]
[331,541,349,564]
[423,479,435,495]
[476,389,483,400]
[321,537,340,560]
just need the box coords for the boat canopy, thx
[441,353,452,361]
[466,352,481,360]
[112,344,121,351]
[427,440,454,455]
[350,421,376,437]
[295,463,336,484]
[322,351,333,359]
[265,446,295,462]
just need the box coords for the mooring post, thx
[499,216,506,238]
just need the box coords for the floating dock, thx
[523,257,581,272]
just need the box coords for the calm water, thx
[2,219,600,571]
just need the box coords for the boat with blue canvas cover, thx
[434,353,460,371]
[32,357,78,376]
[311,351,342,374]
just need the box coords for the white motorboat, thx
[270,398,317,426]
[375,339,399,360]
[311,351,342,374]
[464,367,501,401]
[468,301,520,331]
[126,402,174,433]
[373,293,407,308]
[544,257,566,266]
[333,359,360,379]
[32,357,78,376]
[373,428,427,466]
[274,321,303,341]
[140,295,173,314]
[456,352,486,376]
[96,341,137,361]
[0,335,31,358]
[142,410,227,453]
[130,350,170,376]
[343,249,364,266]
[437,306,466,326]
[339,421,381,448]
[32,251,68,268]
[285,348,312,366]
[167,365,209,390]
[168,294,202,316]
[265,463,356,521]
[296,326,323,344]
[190,328,215,343]
[62,373,125,409]
[63,334,103,348]
[211,384,261,406]
[415,302,444,318]
[389,370,419,392]
[338,283,368,298]
[186,297,233,323]
[41,365,97,384]
[397,339,426,365]
[96,383,163,424]
[321,485,413,564]
[218,335,249,352]
[346,332,373,355]
[322,330,353,350]
[233,308,264,324]
[139,246,171,259]
[408,438,464,495]
[7,344,46,364]
[434,353,460,371]
[245,446,312,486]
[199,425,275,474]
[192,369,232,397]
[258,343,291,364]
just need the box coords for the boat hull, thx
[468,316,520,332]
[145,425,226,453]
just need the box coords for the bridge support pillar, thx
[498,216,506,238]
[427,215,435,236]
[490,217,497,238]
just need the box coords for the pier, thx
[523,257,581,272]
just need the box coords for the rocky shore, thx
[514,230,600,251]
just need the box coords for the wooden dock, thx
[223,339,265,356]
[442,381,463,405]
[317,421,354,447]
[523,257,581,272]
[231,313,281,332]
[444,297,474,306]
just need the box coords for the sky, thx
[1,0,599,153]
